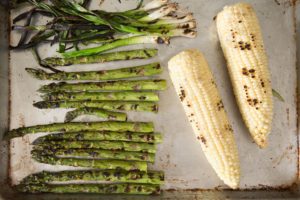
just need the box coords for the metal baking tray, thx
[0,0,300,199]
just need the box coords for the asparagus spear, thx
[32,131,162,143]
[31,149,155,162]
[16,183,160,194]
[6,122,154,139]
[33,140,156,153]
[38,80,167,93]
[21,170,164,185]
[26,62,163,80]
[65,108,127,122]
[32,153,147,171]
[42,91,159,102]
[41,49,158,66]
[33,101,159,112]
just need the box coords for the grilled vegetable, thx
[38,80,167,93]
[42,91,159,102]
[32,153,147,171]
[33,140,156,153]
[168,49,240,189]
[26,62,163,80]
[62,36,169,58]
[64,108,127,122]
[32,131,162,143]
[31,149,155,162]
[216,3,273,148]
[6,122,154,139]
[20,170,164,185]
[16,183,160,194]
[41,49,158,66]
[33,101,159,112]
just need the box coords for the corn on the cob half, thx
[216,3,273,148]
[168,49,240,189]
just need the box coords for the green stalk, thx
[38,80,167,93]
[33,101,158,112]
[33,140,156,153]
[6,122,154,139]
[41,48,158,67]
[31,149,155,162]
[20,170,164,185]
[32,154,147,171]
[26,62,162,80]
[65,108,127,122]
[16,183,160,194]
[62,36,168,58]
[42,91,159,102]
[32,131,162,143]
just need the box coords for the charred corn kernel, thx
[168,49,240,189]
[216,3,273,148]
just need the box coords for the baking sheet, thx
[9,0,298,190]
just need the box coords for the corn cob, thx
[216,3,273,148]
[168,49,240,189]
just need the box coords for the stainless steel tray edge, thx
[0,0,299,199]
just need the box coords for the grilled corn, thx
[168,49,240,189]
[216,3,273,148]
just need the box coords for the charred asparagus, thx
[38,80,167,93]
[41,49,158,66]
[31,149,155,162]
[26,62,162,80]
[6,121,154,139]
[20,170,164,185]
[33,101,158,112]
[32,154,147,171]
[33,140,156,153]
[64,108,127,122]
[16,183,160,194]
[32,131,162,143]
[42,91,159,102]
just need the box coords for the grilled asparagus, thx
[32,131,162,143]
[41,49,158,66]
[16,183,160,194]
[6,122,154,139]
[21,170,164,185]
[33,101,159,112]
[26,62,163,81]
[31,149,155,162]
[64,108,127,122]
[32,154,147,171]
[33,140,156,153]
[38,80,167,93]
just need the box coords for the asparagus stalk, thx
[33,101,159,112]
[21,170,164,185]
[32,153,147,171]
[42,91,159,102]
[33,140,156,153]
[40,49,158,67]
[38,80,167,93]
[6,122,154,139]
[26,62,163,80]
[62,36,168,58]
[16,183,160,194]
[65,108,127,122]
[32,131,162,143]
[31,149,155,162]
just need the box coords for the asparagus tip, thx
[31,137,46,145]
